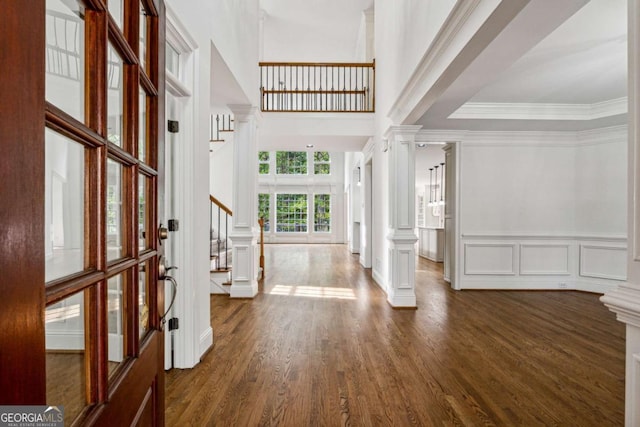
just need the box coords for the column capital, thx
[227,104,262,123]
[383,125,423,142]
[602,284,640,329]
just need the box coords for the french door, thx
[0,0,166,425]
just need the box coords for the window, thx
[258,193,270,231]
[276,151,307,175]
[276,194,307,232]
[314,194,331,232]
[258,151,270,175]
[166,42,180,77]
[314,151,331,175]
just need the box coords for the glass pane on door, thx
[107,44,124,147]
[107,274,125,378]
[138,174,148,251]
[107,159,123,261]
[138,261,150,340]
[138,87,147,161]
[108,0,124,30]
[46,290,87,423]
[45,128,85,282]
[45,0,85,122]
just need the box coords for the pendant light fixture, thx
[433,165,439,206]
[428,167,433,206]
[439,162,445,205]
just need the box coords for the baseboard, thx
[45,330,83,350]
[230,281,258,298]
[459,278,620,293]
[372,268,387,292]
[199,326,213,360]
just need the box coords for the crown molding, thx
[449,97,627,121]
[387,0,485,124]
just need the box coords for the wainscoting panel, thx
[520,244,570,275]
[580,244,627,281]
[464,243,516,275]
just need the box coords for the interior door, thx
[0,0,166,425]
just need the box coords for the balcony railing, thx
[259,61,375,113]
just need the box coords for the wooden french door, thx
[0,0,166,425]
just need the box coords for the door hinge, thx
[168,120,179,133]
[168,317,179,331]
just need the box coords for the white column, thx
[228,105,260,298]
[601,0,640,424]
[384,125,422,308]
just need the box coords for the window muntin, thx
[276,151,307,175]
[258,193,270,231]
[46,0,85,123]
[314,151,331,175]
[314,194,331,232]
[258,151,270,174]
[276,194,307,232]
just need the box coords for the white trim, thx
[519,243,571,276]
[415,126,627,147]
[463,243,517,275]
[461,232,627,242]
[166,71,192,97]
[461,279,618,293]
[449,98,627,121]
[372,267,387,292]
[388,0,485,123]
[199,326,213,360]
[579,244,628,281]
[165,3,198,53]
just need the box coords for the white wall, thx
[457,128,627,292]
[210,134,235,209]
[168,0,259,105]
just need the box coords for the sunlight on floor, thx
[267,285,356,300]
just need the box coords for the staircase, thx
[209,195,266,295]
[210,195,232,294]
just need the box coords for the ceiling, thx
[416,0,627,131]
[260,0,373,62]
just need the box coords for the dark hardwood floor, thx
[165,244,625,426]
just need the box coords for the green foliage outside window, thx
[258,193,270,231]
[258,151,270,174]
[314,151,330,175]
[276,151,307,175]
[314,194,331,232]
[276,194,307,232]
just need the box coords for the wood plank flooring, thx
[165,244,625,426]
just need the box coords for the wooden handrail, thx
[259,61,375,68]
[259,61,375,113]
[209,195,232,216]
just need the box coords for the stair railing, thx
[259,61,375,113]
[209,114,234,142]
[210,195,232,271]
